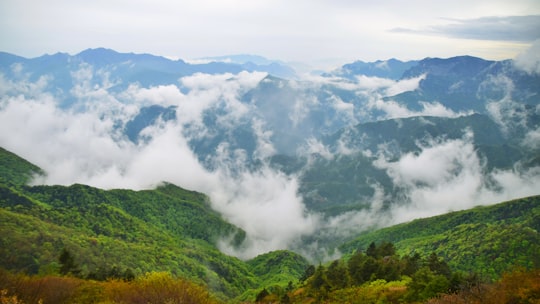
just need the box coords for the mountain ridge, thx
[1,145,539,301]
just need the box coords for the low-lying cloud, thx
[1,63,539,262]
[514,39,540,75]
[316,130,540,251]
[369,99,473,119]
[0,69,319,259]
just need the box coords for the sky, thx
[1,0,540,67]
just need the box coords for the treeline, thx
[57,248,135,282]
[256,242,523,303]
[340,196,540,280]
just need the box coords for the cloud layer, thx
[392,15,540,42]
[0,68,321,259]
[1,60,539,261]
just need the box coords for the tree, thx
[311,265,329,291]
[361,256,379,282]
[405,266,449,302]
[366,242,377,258]
[300,265,315,282]
[326,260,349,290]
[402,252,421,276]
[255,288,269,302]
[427,252,451,278]
[377,242,396,258]
[58,248,80,277]
[348,251,367,285]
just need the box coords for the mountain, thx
[0,48,298,105]
[1,48,539,264]
[340,195,540,279]
[392,56,540,112]
[0,147,308,300]
[196,54,297,79]
[0,146,539,302]
[328,58,419,80]
[0,146,44,185]
[286,113,539,216]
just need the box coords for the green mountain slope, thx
[0,182,256,298]
[297,113,539,215]
[0,147,44,185]
[0,147,309,300]
[1,146,539,301]
[340,196,540,279]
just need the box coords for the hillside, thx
[340,195,540,279]
[0,147,308,300]
[0,147,44,185]
[1,146,539,302]
[294,113,539,215]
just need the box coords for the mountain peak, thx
[401,55,495,79]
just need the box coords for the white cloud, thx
[297,138,333,160]
[213,168,320,259]
[514,39,540,74]
[393,15,540,42]
[369,98,473,119]
[0,69,321,260]
[121,84,185,107]
[385,74,426,96]
[177,72,265,128]
[522,126,540,149]
[251,118,276,159]
[1,57,539,262]
[374,132,540,223]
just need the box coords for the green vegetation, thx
[0,269,221,304]
[0,183,257,299]
[244,250,310,300]
[1,146,539,302]
[0,147,307,300]
[341,196,540,279]
[257,243,540,303]
[0,147,43,185]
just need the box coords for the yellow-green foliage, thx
[427,268,540,304]
[341,196,540,280]
[326,279,409,304]
[0,269,221,304]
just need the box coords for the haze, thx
[1,0,540,67]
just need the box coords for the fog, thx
[1,57,539,260]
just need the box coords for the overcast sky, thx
[1,0,540,66]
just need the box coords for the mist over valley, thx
[1,47,539,261]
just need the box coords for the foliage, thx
[247,250,310,286]
[58,248,81,277]
[0,171,255,298]
[0,269,221,304]
[0,147,43,186]
[427,268,540,304]
[266,243,540,303]
[259,242,457,303]
[1,146,540,302]
[341,195,540,280]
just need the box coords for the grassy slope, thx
[340,196,540,279]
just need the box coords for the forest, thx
[1,146,539,303]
